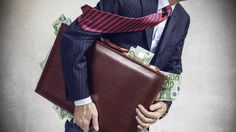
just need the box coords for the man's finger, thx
[135,116,150,129]
[138,104,158,119]
[149,102,163,111]
[81,120,90,132]
[74,118,82,127]
[82,126,89,132]
[73,118,76,124]
[92,114,99,131]
[136,108,155,123]
[137,125,143,130]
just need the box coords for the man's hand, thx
[168,0,186,6]
[73,103,99,132]
[135,102,168,129]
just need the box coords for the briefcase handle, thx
[101,39,129,53]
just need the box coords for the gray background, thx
[0,0,236,132]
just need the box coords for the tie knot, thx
[162,6,172,15]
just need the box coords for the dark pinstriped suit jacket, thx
[60,0,190,106]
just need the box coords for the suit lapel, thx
[156,7,178,56]
[140,0,158,50]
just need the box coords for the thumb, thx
[149,102,163,111]
[92,114,99,131]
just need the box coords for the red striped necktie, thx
[77,4,172,33]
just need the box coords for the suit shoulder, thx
[176,3,190,20]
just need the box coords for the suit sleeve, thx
[60,0,120,101]
[162,15,190,112]
[163,15,190,74]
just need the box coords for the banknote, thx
[126,46,181,101]
[127,46,154,65]
[136,46,154,65]
[53,105,73,121]
[52,14,72,35]
[127,46,139,58]
[62,18,72,25]
[39,49,51,69]
[157,71,181,101]
[52,14,66,35]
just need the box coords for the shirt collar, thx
[158,0,176,11]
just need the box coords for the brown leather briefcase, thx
[35,24,166,132]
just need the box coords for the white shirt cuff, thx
[74,96,92,106]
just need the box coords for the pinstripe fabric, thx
[77,4,172,33]
[140,0,160,49]
[60,0,190,101]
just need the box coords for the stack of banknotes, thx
[126,46,181,101]
[39,14,181,122]
[157,71,181,101]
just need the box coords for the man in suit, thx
[60,0,190,131]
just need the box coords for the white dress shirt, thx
[74,0,175,106]
[150,0,175,52]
